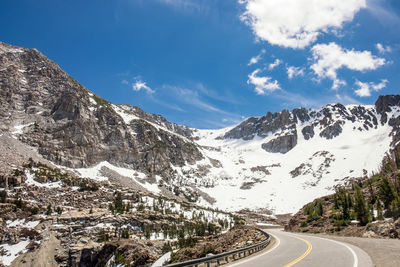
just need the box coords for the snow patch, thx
[0,240,30,266]
[25,171,62,189]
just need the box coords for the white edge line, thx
[296,234,358,267]
[227,231,281,267]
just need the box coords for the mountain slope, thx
[1,41,400,214]
[0,42,201,175]
[191,100,399,213]
[285,144,400,239]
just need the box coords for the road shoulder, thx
[296,233,400,267]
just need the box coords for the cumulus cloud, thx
[248,49,266,66]
[248,69,281,95]
[376,43,392,54]
[239,0,366,49]
[286,66,305,79]
[132,80,155,94]
[354,79,388,97]
[310,42,386,89]
[268,59,282,70]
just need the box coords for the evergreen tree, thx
[114,191,125,214]
[368,182,377,205]
[56,206,63,215]
[46,204,52,215]
[0,190,6,203]
[347,193,353,208]
[354,185,370,226]
[377,201,384,220]
[315,201,324,217]
[162,242,172,253]
[342,195,350,220]
[379,176,397,209]
[333,192,339,210]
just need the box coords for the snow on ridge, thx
[112,104,194,143]
[112,104,140,125]
[12,122,34,135]
[75,161,161,194]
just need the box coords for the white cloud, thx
[248,49,266,66]
[268,59,282,70]
[248,69,281,95]
[286,66,305,79]
[132,80,155,94]
[376,43,392,54]
[310,42,386,89]
[354,79,388,97]
[121,79,129,85]
[239,0,366,49]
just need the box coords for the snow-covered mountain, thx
[188,100,400,214]
[1,41,400,215]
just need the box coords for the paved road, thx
[229,229,373,267]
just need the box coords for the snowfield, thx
[73,104,399,215]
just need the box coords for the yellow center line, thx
[283,235,313,267]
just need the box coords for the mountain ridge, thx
[1,41,400,214]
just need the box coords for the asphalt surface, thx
[228,229,373,267]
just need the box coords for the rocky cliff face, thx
[222,100,399,154]
[0,42,202,181]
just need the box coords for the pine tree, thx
[342,195,350,220]
[0,190,7,203]
[114,191,125,214]
[333,192,339,210]
[316,201,324,217]
[354,185,370,226]
[46,204,52,215]
[377,201,384,220]
[379,176,397,209]
[347,193,353,208]
[368,182,377,205]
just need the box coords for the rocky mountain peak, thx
[0,42,202,179]
[221,98,400,154]
[375,95,400,124]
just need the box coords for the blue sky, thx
[1,0,399,128]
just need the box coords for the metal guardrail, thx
[162,229,271,267]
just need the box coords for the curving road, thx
[228,229,373,267]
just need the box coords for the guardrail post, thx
[225,256,229,263]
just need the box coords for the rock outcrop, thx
[0,42,203,181]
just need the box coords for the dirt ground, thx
[11,223,61,267]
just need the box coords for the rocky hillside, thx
[0,159,245,266]
[0,41,202,194]
[285,145,400,239]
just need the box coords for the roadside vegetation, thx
[287,145,400,238]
